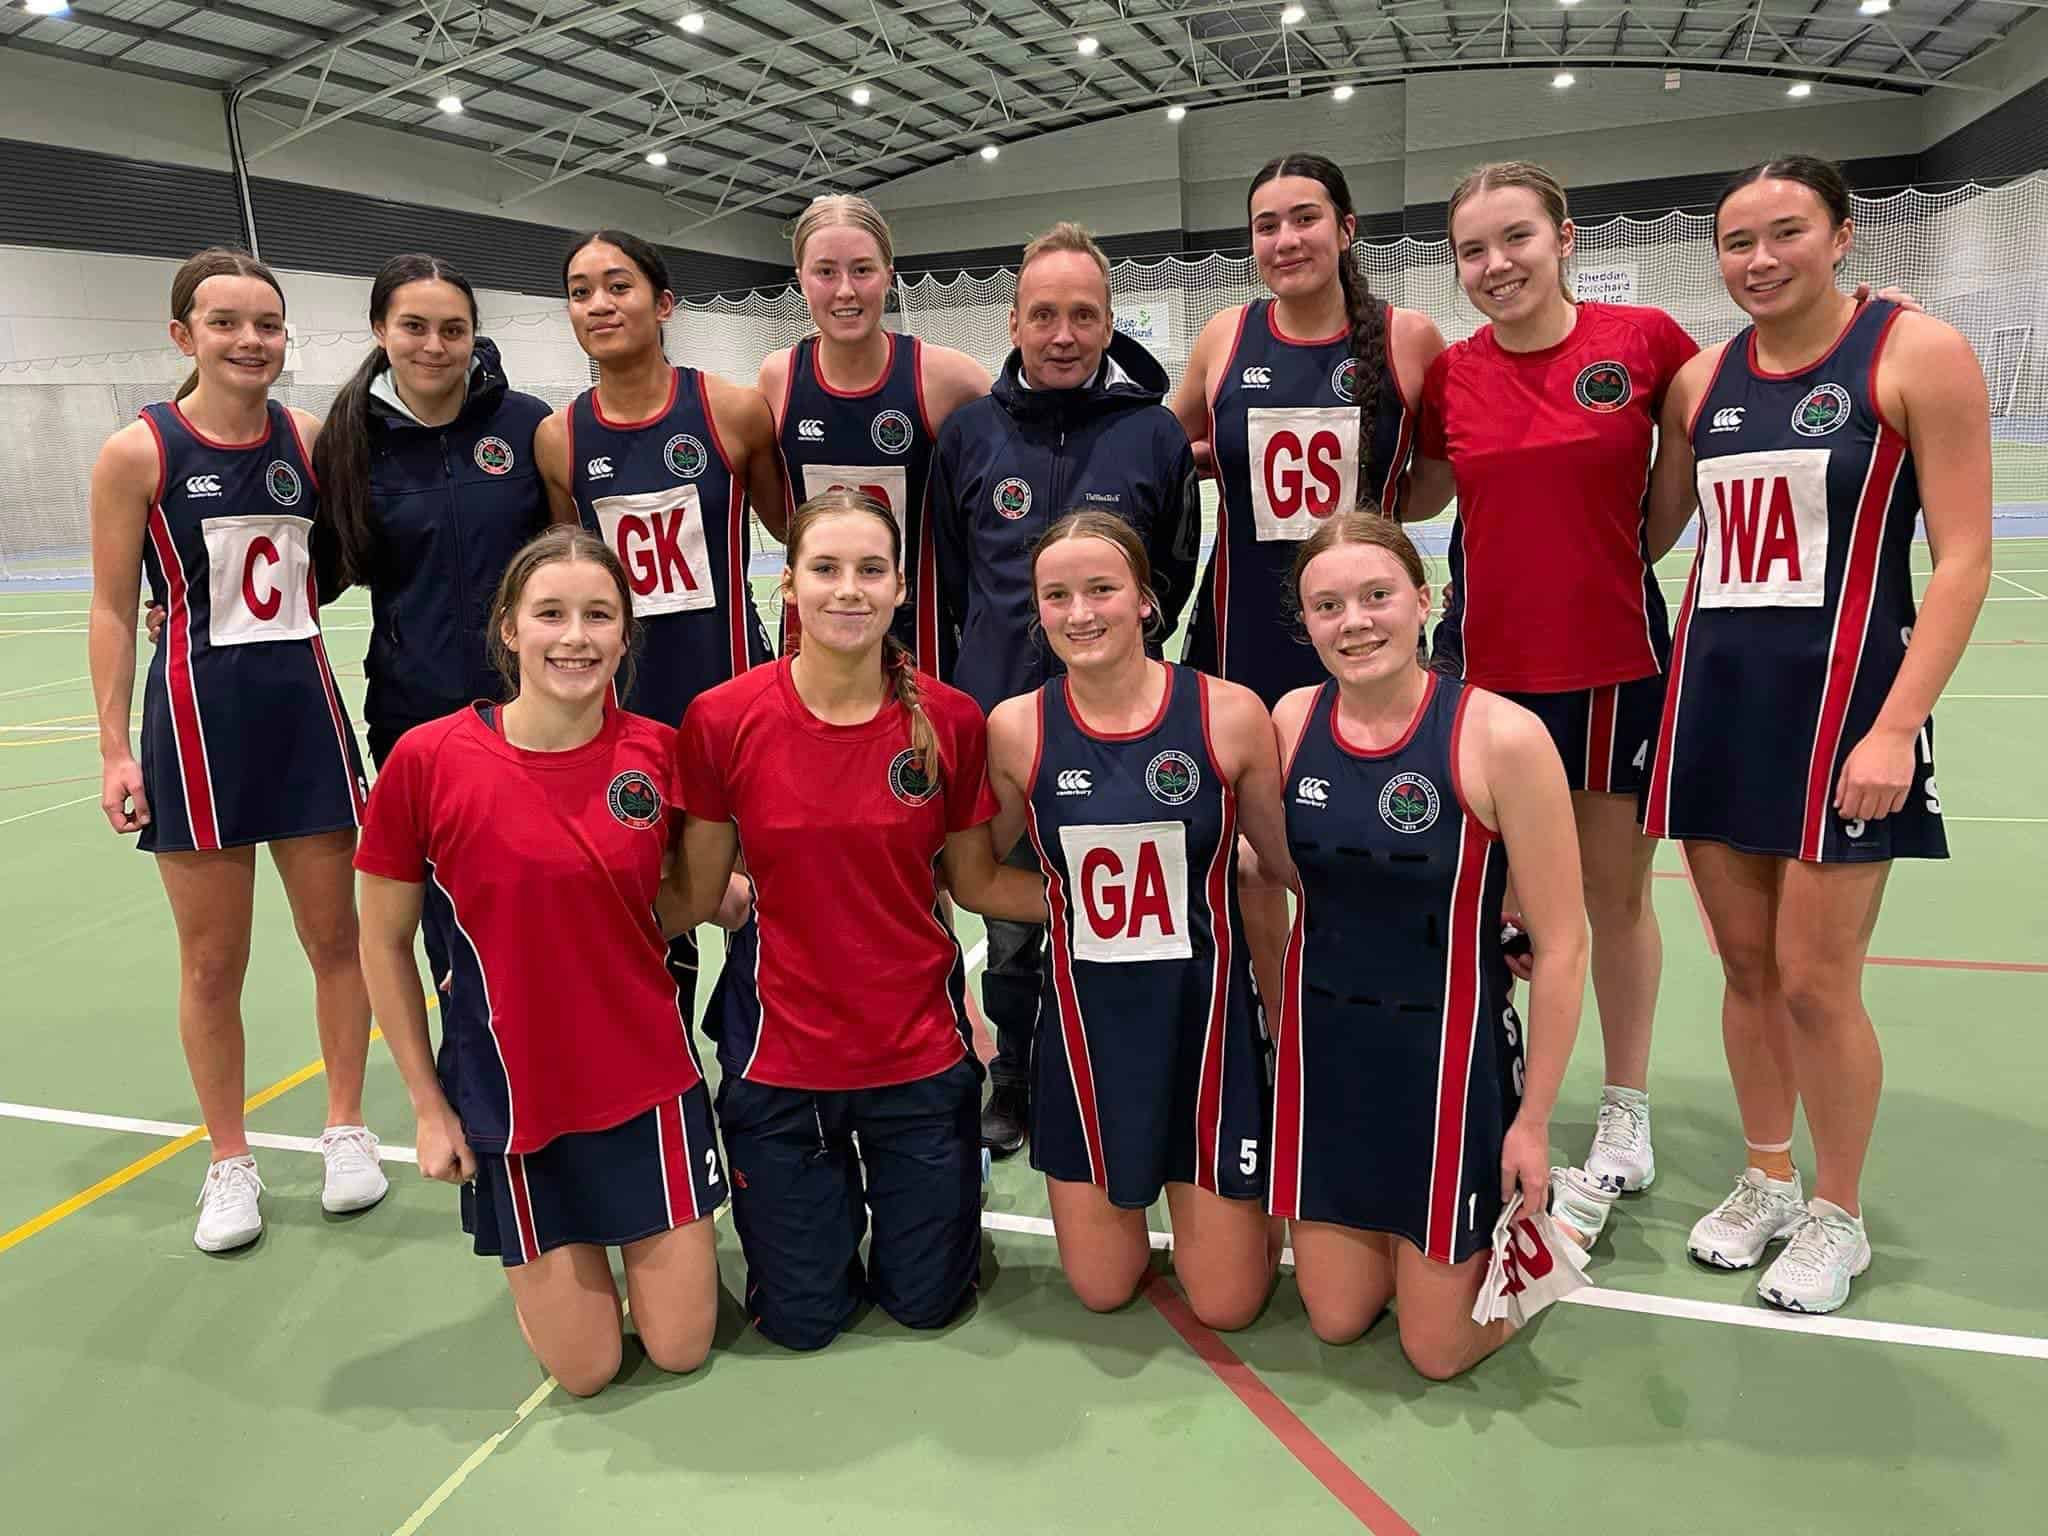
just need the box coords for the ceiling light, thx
[1857,0,1889,12]
[1559,0,1581,7]
[980,144,1000,161]
[1281,4,1305,23]
[1077,36,1099,56]
[850,85,871,105]
[1787,80,1813,97]
[1166,103,1187,121]
[1332,84,1354,101]
[645,150,669,166]
[1552,72,1575,89]
[677,10,705,32]
[436,94,463,114]
[24,0,70,15]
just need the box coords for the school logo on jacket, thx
[265,461,303,507]
[1330,356,1361,404]
[871,409,914,455]
[1145,750,1200,807]
[473,436,514,475]
[1378,773,1441,834]
[888,748,938,806]
[1574,361,1632,413]
[993,477,1033,520]
[607,770,664,829]
[664,433,708,480]
[1792,383,1852,437]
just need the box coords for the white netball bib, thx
[1471,1192,1592,1326]
[1695,449,1831,609]
[594,488,715,617]
[801,464,909,542]
[1057,820,1192,964]
[202,513,318,647]
[1246,407,1359,541]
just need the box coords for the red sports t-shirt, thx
[1420,301,1700,692]
[677,657,999,1091]
[353,705,701,1155]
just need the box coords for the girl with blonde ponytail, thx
[664,487,1044,1353]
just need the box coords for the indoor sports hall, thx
[2,3,2044,1531]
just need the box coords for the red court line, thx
[1144,1278,1419,1536]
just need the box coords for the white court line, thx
[1947,815,2048,824]
[0,792,96,828]
[1943,694,2048,700]
[1993,572,2048,601]
[0,672,87,700]
[7,1100,2042,1364]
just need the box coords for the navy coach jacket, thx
[318,337,553,737]
[930,329,1201,715]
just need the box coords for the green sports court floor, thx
[2,540,2044,1534]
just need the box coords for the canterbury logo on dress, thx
[1695,448,1830,609]
[586,457,614,479]
[1056,821,1192,964]
[1708,407,1746,434]
[1241,366,1273,388]
[185,475,223,497]
[1295,776,1330,806]
[797,419,825,440]
[1055,770,1093,796]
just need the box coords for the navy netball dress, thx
[1024,665,1269,1208]
[775,332,941,665]
[568,366,771,729]
[1271,673,1523,1264]
[136,400,366,852]
[1186,298,1414,707]
[1645,298,1945,863]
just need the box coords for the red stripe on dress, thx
[1269,892,1309,1219]
[1027,802,1107,1187]
[915,478,940,673]
[1206,305,1253,681]
[1800,427,1905,861]
[1191,675,1232,1193]
[145,501,219,849]
[660,1094,697,1226]
[508,1153,540,1263]
[728,479,749,680]
[1643,558,1701,838]
[1585,684,1617,794]
[1377,401,1415,518]
[1425,818,1488,1261]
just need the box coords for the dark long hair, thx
[169,247,286,403]
[314,254,480,589]
[1713,155,1852,242]
[1249,153,1385,501]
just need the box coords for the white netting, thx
[4,175,2043,582]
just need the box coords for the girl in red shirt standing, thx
[357,528,731,1397]
[667,489,1045,1351]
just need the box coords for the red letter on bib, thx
[242,536,281,620]
[1126,841,1177,939]
[1264,430,1304,518]
[1081,847,1127,939]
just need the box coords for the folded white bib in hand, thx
[1471,1192,1593,1326]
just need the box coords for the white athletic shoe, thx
[1550,1166,1622,1250]
[1687,1167,1807,1270]
[1584,1088,1655,1191]
[194,1155,265,1252]
[319,1125,389,1214]
[1758,1200,1871,1314]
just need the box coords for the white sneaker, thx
[1758,1199,1871,1314]
[1550,1166,1622,1249]
[319,1125,389,1214]
[194,1155,265,1252]
[1584,1088,1655,1191]
[1688,1167,1806,1270]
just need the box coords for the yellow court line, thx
[0,1023,392,1258]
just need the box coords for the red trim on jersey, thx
[1643,561,1702,839]
[772,374,802,656]
[909,336,936,438]
[1206,306,1254,681]
[694,371,751,682]
[564,401,578,504]
[1378,401,1415,518]
[307,612,365,821]
[281,409,320,493]
[1064,662,1175,742]
[591,366,680,431]
[914,477,940,672]
[1025,686,1047,797]
[507,1153,540,1263]
[1800,424,1906,861]
[1330,671,1437,759]
[1585,684,1617,794]
[1266,304,1348,348]
[1445,685,1500,840]
[659,1094,698,1226]
[145,497,220,850]
[1685,343,1744,440]
[810,330,895,399]
[1866,305,1907,438]
[1193,674,1233,1194]
[1745,301,1864,381]
[1029,801,1108,1188]
[170,401,270,451]
[1269,890,1309,1219]
[1424,818,1489,1262]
